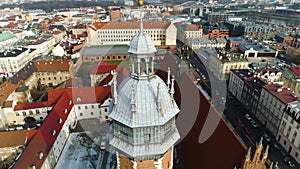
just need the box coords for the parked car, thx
[245,113,252,121]
[263,133,271,142]
[284,157,295,168]
[244,127,251,135]
[250,120,259,128]
[236,117,242,124]
[100,141,106,150]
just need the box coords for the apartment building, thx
[176,23,203,43]
[278,100,300,164]
[209,50,248,80]
[34,60,73,87]
[256,84,298,136]
[0,47,32,74]
[228,69,254,102]
[87,21,177,48]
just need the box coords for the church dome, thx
[109,74,179,128]
[128,32,157,55]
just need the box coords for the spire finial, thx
[170,75,175,98]
[167,67,171,88]
[112,70,118,105]
[246,147,251,159]
[138,0,144,33]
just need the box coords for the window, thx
[144,133,150,143]
[80,113,83,116]
[85,106,88,109]
[16,112,20,116]
[78,106,81,110]
[36,110,40,114]
[296,152,299,158]
[284,140,287,145]
[91,112,94,115]
[22,111,26,116]
[105,108,107,112]
[91,105,94,109]
[29,110,33,115]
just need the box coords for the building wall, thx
[228,71,245,102]
[90,72,110,87]
[116,147,173,169]
[0,49,31,73]
[277,104,300,164]
[88,24,177,47]
[256,88,286,136]
[6,107,49,126]
[209,56,248,80]
[36,71,71,86]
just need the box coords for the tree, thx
[37,80,42,91]
[1,76,6,83]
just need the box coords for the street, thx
[186,47,300,169]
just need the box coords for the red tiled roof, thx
[157,52,246,169]
[89,21,171,30]
[13,131,49,169]
[99,74,113,86]
[34,60,71,72]
[91,61,117,74]
[292,67,300,76]
[0,81,21,106]
[14,86,112,168]
[14,101,48,111]
[254,67,280,74]
[47,86,111,105]
[0,130,38,148]
[264,83,298,104]
[184,24,201,31]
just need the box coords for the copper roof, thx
[263,83,298,104]
[34,60,72,72]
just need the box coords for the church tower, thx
[240,138,269,169]
[108,1,180,169]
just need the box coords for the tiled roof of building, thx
[0,81,21,107]
[291,67,300,76]
[47,86,111,105]
[11,61,37,84]
[232,69,254,80]
[253,67,280,75]
[184,24,201,31]
[89,21,170,31]
[14,92,73,169]
[0,32,15,42]
[245,77,267,91]
[64,78,83,88]
[0,130,38,148]
[0,47,28,58]
[264,83,299,104]
[14,101,48,111]
[157,53,246,169]
[14,86,111,168]
[34,60,72,72]
[2,100,13,108]
[81,45,129,57]
[91,61,117,74]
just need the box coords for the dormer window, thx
[36,152,43,159]
[51,130,56,136]
[77,97,81,102]
[64,109,67,114]
[58,118,62,124]
[28,165,36,169]
[68,100,72,105]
